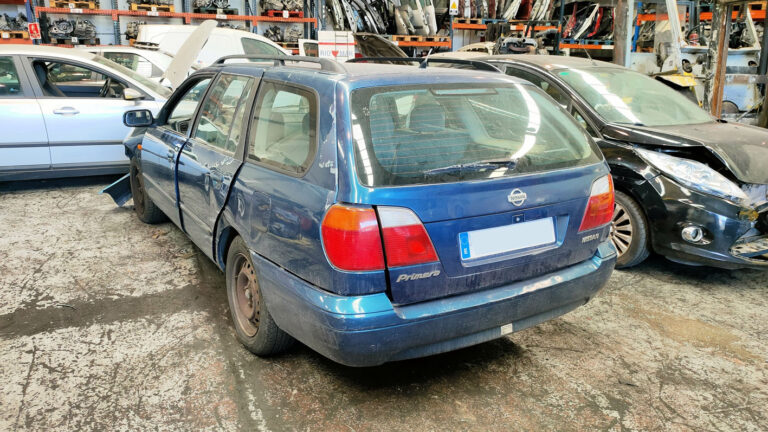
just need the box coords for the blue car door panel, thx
[177,73,258,258]
[141,76,214,226]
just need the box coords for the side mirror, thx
[124,109,154,127]
[123,88,145,101]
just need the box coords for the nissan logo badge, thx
[507,189,527,206]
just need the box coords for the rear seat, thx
[370,103,473,177]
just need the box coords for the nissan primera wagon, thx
[118,55,617,366]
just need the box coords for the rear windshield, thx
[350,83,601,187]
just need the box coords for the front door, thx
[177,73,258,258]
[25,57,157,170]
[0,55,50,176]
[141,76,213,225]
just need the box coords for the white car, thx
[0,45,172,180]
[136,25,290,67]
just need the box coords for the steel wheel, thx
[233,254,260,337]
[611,202,634,257]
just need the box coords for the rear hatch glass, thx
[349,82,601,187]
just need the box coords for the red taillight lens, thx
[378,207,438,267]
[579,175,615,232]
[321,204,385,271]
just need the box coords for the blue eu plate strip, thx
[459,232,471,260]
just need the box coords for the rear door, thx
[141,75,214,226]
[0,55,50,175]
[177,73,258,258]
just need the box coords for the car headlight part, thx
[635,147,748,205]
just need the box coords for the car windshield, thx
[556,67,713,126]
[91,55,172,98]
[350,83,601,187]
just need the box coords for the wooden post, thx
[705,2,731,117]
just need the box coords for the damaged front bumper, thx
[642,175,768,269]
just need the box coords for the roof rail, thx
[347,57,501,72]
[213,55,348,74]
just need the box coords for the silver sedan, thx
[0,45,172,181]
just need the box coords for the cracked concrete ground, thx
[1,177,766,432]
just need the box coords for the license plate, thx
[459,217,556,260]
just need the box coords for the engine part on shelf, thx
[0,13,28,32]
[263,25,283,42]
[262,0,283,10]
[125,21,146,40]
[48,18,74,39]
[194,0,229,9]
[283,0,303,11]
[73,19,97,39]
[284,25,302,42]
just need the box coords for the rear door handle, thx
[52,107,80,115]
[166,151,175,162]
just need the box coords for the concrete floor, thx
[1,177,766,432]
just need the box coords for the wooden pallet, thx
[453,17,483,25]
[392,34,450,42]
[130,3,174,12]
[0,30,29,40]
[264,9,303,18]
[50,37,100,45]
[193,6,238,14]
[276,41,298,49]
[50,0,99,9]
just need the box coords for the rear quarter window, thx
[350,83,601,187]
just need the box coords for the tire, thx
[226,236,294,356]
[129,161,167,224]
[611,190,651,269]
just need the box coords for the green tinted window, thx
[195,74,253,153]
[0,57,22,97]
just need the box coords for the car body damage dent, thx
[601,122,768,184]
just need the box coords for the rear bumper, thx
[253,241,616,367]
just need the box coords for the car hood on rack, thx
[601,121,768,184]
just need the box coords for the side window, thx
[0,57,23,97]
[571,106,599,137]
[102,52,159,78]
[505,66,569,107]
[249,82,317,174]
[194,74,254,153]
[32,60,127,98]
[241,38,282,56]
[166,78,212,135]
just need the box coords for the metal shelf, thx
[34,6,317,27]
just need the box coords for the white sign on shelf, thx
[215,13,227,19]
[449,1,458,15]
[71,36,79,43]
[282,10,289,18]
[147,11,159,16]
[150,6,157,11]
[1,32,9,39]
[71,8,83,13]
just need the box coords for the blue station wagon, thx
[116,55,617,366]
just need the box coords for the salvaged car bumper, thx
[641,175,768,269]
[252,241,616,367]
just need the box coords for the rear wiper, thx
[423,158,519,175]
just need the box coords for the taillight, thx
[579,175,615,232]
[321,204,385,271]
[378,207,438,267]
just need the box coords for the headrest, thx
[410,103,446,133]
[33,62,47,86]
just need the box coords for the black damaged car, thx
[474,55,768,269]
